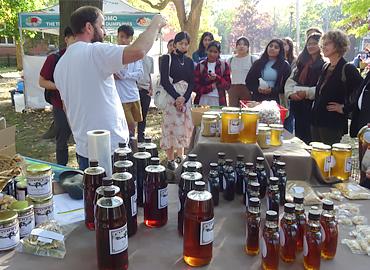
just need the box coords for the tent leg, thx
[18,26,27,109]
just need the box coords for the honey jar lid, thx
[308,209,320,220]
[9,200,33,212]
[312,143,331,150]
[249,197,260,207]
[269,124,284,129]
[221,107,240,113]
[202,115,217,120]
[26,164,51,173]
[332,143,351,150]
[258,123,268,128]
[250,182,260,191]
[0,210,18,225]
[266,210,278,221]
[241,107,259,114]
[258,126,271,132]
[112,172,132,182]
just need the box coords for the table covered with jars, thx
[2,183,370,270]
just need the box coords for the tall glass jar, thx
[311,144,332,179]
[221,107,240,143]
[331,143,352,181]
[270,124,284,147]
[257,127,271,149]
[239,108,259,144]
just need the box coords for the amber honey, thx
[239,108,259,144]
[311,143,331,179]
[183,181,214,267]
[245,197,260,255]
[304,210,322,270]
[320,200,338,260]
[331,143,352,180]
[262,211,279,270]
[257,127,271,149]
[294,194,306,252]
[221,107,240,143]
[269,124,284,146]
[280,203,297,262]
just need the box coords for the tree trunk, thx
[59,0,103,49]
[15,42,23,71]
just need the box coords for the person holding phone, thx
[194,41,231,106]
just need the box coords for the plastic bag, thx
[285,181,322,205]
[17,220,66,259]
[343,225,370,256]
[334,182,370,200]
[318,188,345,202]
[255,100,281,125]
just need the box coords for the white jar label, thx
[109,224,128,255]
[200,218,214,245]
[131,193,137,217]
[34,201,54,225]
[27,175,52,197]
[19,211,35,238]
[223,177,226,190]
[261,238,267,258]
[266,134,271,145]
[210,123,217,135]
[0,222,19,251]
[16,189,26,201]
[303,236,308,257]
[321,225,326,242]
[345,157,352,173]
[228,119,240,135]
[158,187,168,209]
[324,156,331,172]
[279,227,285,247]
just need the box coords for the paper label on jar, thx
[0,222,19,251]
[223,177,226,190]
[27,174,52,197]
[279,227,285,247]
[131,193,137,217]
[158,187,168,209]
[320,225,326,242]
[303,236,308,257]
[200,218,214,245]
[177,199,181,212]
[16,189,26,201]
[210,123,217,135]
[19,211,35,238]
[345,157,352,173]
[330,156,336,168]
[324,156,331,172]
[266,134,271,145]
[261,238,267,258]
[228,119,240,135]
[34,202,54,225]
[256,120,260,134]
[109,224,128,255]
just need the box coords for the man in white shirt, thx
[115,25,144,137]
[54,6,166,170]
[137,55,154,142]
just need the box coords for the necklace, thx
[177,54,185,66]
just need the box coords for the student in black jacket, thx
[311,30,363,145]
[245,39,291,104]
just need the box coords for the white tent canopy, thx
[19,0,156,109]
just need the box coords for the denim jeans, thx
[76,153,89,171]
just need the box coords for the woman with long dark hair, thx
[245,39,291,103]
[192,32,214,63]
[282,37,296,67]
[159,32,195,170]
[194,41,231,106]
[285,33,325,144]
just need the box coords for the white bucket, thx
[14,93,25,113]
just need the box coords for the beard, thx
[91,25,103,43]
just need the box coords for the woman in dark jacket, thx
[245,39,291,103]
[311,30,363,145]
[284,33,325,144]
[192,32,214,63]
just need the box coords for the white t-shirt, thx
[137,55,154,91]
[115,59,144,103]
[227,55,256,84]
[54,41,129,158]
[205,62,218,97]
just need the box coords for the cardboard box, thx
[0,126,16,156]
[191,107,210,126]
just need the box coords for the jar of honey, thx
[331,143,352,181]
[239,108,259,144]
[201,115,217,137]
[204,111,221,136]
[257,127,271,149]
[311,144,331,179]
[269,124,284,146]
[221,107,240,143]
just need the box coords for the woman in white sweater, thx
[227,37,257,107]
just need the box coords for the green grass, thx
[0,66,18,74]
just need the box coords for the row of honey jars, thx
[310,142,352,180]
[257,124,284,149]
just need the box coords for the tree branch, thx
[140,0,172,10]
[172,0,186,29]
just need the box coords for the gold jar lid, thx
[269,124,284,130]
[258,127,271,132]
[9,201,33,213]
[221,107,240,113]
[26,194,53,204]
[204,111,221,116]
[241,108,259,114]
[26,164,51,174]
[258,123,268,128]
[332,143,351,150]
[202,115,217,121]
[0,210,18,225]
[312,143,331,151]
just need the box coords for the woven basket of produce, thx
[0,154,23,191]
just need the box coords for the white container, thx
[14,93,25,113]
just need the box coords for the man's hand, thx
[326,102,344,114]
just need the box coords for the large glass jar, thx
[201,115,217,137]
[311,144,332,179]
[331,143,352,181]
[239,108,259,144]
[257,126,271,149]
[221,107,240,143]
[269,124,284,146]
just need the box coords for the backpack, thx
[44,51,61,105]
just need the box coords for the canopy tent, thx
[18,0,157,109]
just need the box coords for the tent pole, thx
[18,24,27,109]
[159,32,163,55]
